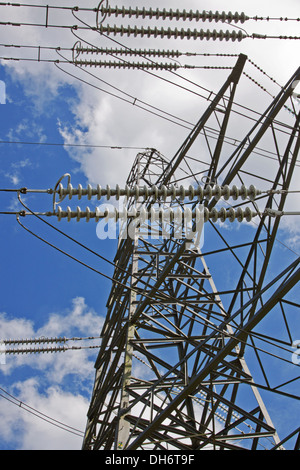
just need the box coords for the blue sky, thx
[0,0,299,450]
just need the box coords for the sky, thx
[0,0,299,450]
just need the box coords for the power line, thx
[0,139,148,150]
[9,188,300,359]
[1,35,298,126]
[1,199,298,406]
[4,344,101,355]
[16,213,139,292]
[0,16,299,41]
[1,1,298,452]
[0,386,84,438]
[56,48,299,147]
[0,2,299,24]
[1,243,298,374]
[68,21,300,130]
[54,61,194,130]
[0,53,234,71]
[0,40,295,97]
[2,335,101,345]
[1,47,297,118]
[2,334,102,354]
[251,16,300,22]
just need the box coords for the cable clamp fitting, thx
[265,208,283,217]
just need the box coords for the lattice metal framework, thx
[82,54,300,451]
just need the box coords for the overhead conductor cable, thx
[0,4,299,39]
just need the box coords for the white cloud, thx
[0,296,103,379]
[2,0,299,186]
[5,173,20,186]
[7,119,47,144]
[36,296,103,337]
[2,156,33,186]
[0,312,34,341]
[0,378,89,450]
[0,296,104,449]
[1,0,300,449]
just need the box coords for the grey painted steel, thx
[82,56,300,451]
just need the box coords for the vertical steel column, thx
[115,234,139,449]
[115,157,141,450]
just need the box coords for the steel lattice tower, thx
[82,54,300,451]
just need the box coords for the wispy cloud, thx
[0,297,104,449]
[0,378,89,450]
[2,156,32,186]
[7,118,47,144]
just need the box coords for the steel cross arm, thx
[126,260,300,449]
[126,258,300,414]
[271,426,300,450]
[216,66,300,187]
[127,54,247,325]
[156,53,247,186]
[95,244,202,358]
[223,109,300,345]
[195,385,276,442]
[125,256,298,415]
[241,112,300,313]
[128,240,187,325]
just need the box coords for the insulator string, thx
[0,4,299,40]
[73,59,181,70]
[75,45,184,57]
[54,205,259,224]
[0,3,299,24]
[56,182,261,202]
[2,335,101,345]
[97,24,247,41]
[96,7,249,24]
[3,345,101,355]
[72,59,233,71]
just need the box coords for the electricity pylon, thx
[81,54,300,450]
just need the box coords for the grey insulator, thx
[98,24,246,41]
[98,7,249,24]
[55,205,259,224]
[57,183,261,202]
